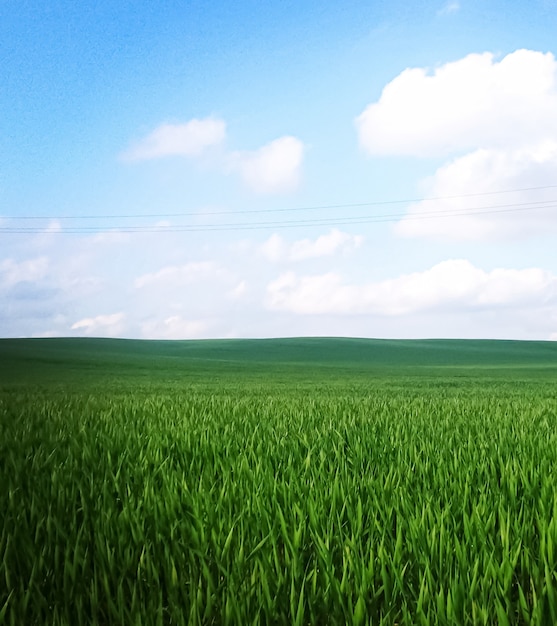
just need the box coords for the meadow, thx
[1,337,557,625]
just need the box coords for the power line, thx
[2,201,556,234]
[1,185,557,234]
[4,184,557,220]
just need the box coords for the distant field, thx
[1,338,557,624]
[1,336,556,387]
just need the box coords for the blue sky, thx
[2,0,557,339]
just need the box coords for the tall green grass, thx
[2,375,557,624]
[2,338,557,624]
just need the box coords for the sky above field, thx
[2,0,557,340]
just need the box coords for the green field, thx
[1,338,557,624]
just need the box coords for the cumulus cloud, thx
[260,229,363,262]
[356,49,557,157]
[396,143,557,239]
[122,117,304,194]
[134,261,219,289]
[356,49,557,240]
[230,136,304,194]
[290,229,363,260]
[0,257,49,288]
[71,312,126,336]
[266,259,556,316]
[140,316,210,339]
[122,117,226,161]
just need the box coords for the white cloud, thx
[230,136,304,194]
[396,143,557,240]
[122,118,304,195]
[438,1,460,15]
[0,257,49,288]
[356,49,557,240]
[259,234,286,262]
[45,220,62,233]
[228,280,248,299]
[266,260,556,316]
[356,49,557,157]
[122,117,226,161]
[134,261,219,289]
[260,229,363,262]
[71,312,126,336]
[140,316,210,339]
[290,229,363,261]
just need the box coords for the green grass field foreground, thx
[1,338,557,625]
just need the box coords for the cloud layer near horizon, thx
[266,259,556,316]
[2,227,557,340]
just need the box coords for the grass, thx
[1,337,557,624]
[1,337,556,387]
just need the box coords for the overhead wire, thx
[1,185,556,234]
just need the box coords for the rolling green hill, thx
[2,337,557,622]
[1,337,556,388]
